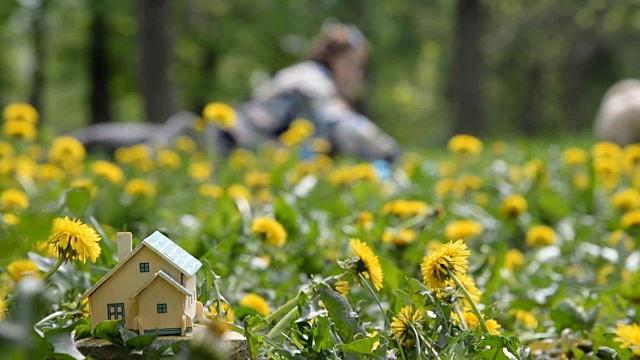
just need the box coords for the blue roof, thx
[143,231,202,276]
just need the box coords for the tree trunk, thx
[137,0,176,124]
[450,0,486,135]
[29,0,49,121]
[88,0,112,124]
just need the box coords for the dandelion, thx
[621,210,640,228]
[435,178,457,198]
[448,273,482,305]
[0,189,29,213]
[613,323,640,356]
[3,103,38,124]
[561,147,588,166]
[381,199,429,218]
[512,309,538,329]
[48,136,86,166]
[239,293,270,317]
[251,217,287,247]
[205,300,234,322]
[279,119,315,147]
[500,194,528,219]
[609,230,635,252]
[572,173,590,190]
[421,240,470,290]
[382,229,416,246]
[0,297,5,320]
[90,160,124,185]
[188,161,212,182]
[485,319,502,335]
[591,141,622,159]
[71,178,98,198]
[203,102,236,129]
[125,178,157,198]
[7,259,40,281]
[47,217,102,263]
[358,211,374,229]
[311,138,332,153]
[444,220,483,241]
[447,134,483,155]
[349,238,384,291]
[199,183,223,199]
[390,306,425,347]
[228,149,255,170]
[36,163,64,184]
[228,183,251,201]
[504,249,524,271]
[156,149,182,170]
[256,189,273,203]
[174,135,197,153]
[14,156,38,179]
[525,225,556,248]
[333,280,350,296]
[2,120,37,141]
[244,171,272,188]
[612,188,640,212]
[2,212,19,226]
[624,144,640,172]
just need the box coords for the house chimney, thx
[116,232,133,262]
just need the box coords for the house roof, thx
[129,270,191,300]
[143,231,202,276]
[82,231,202,299]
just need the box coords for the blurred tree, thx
[29,0,50,121]
[450,0,486,136]
[88,0,112,124]
[138,0,176,124]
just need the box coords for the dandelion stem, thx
[417,331,443,360]
[452,303,468,330]
[358,274,407,360]
[448,271,489,333]
[264,297,298,325]
[266,307,298,339]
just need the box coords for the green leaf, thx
[337,335,379,354]
[66,188,92,216]
[311,315,333,352]
[44,323,86,359]
[550,299,597,331]
[244,315,268,359]
[317,283,360,342]
[92,319,125,346]
[124,332,158,350]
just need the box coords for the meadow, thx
[0,103,638,359]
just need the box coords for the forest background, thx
[0,0,639,147]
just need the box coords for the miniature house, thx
[83,231,204,336]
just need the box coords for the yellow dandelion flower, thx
[609,230,635,252]
[36,163,64,184]
[7,259,40,281]
[199,183,223,199]
[435,178,457,198]
[90,160,124,185]
[174,135,197,153]
[3,103,38,123]
[381,200,429,218]
[500,194,528,219]
[612,188,640,212]
[613,323,640,356]
[349,238,384,291]
[156,149,182,170]
[622,210,640,228]
[0,297,5,320]
[597,264,616,285]
[624,144,640,172]
[447,134,483,155]
[256,189,273,203]
[239,293,270,317]
[0,141,14,159]
[448,273,482,305]
[382,229,417,246]
[205,301,235,322]
[188,161,212,182]
[2,120,37,141]
[311,138,332,154]
[512,309,538,329]
[279,119,315,147]
[504,249,524,271]
[228,148,255,170]
[486,319,502,335]
[71,178,98,198]
[457,174,483,192]
[562,147,588,166]
[390,306,425,347]
[358,211,374,229]
[2,212,20,226]
[125,178,156,198]
[421,240,470,290]
[251,217,287,247]
[0,188,29,213]
[47,217,102,263]
[48,136,86,165]
[203,102,236,129]
[525,225,556,248]
[228,183,251,201]
[592,142,622,159]
[333,280,350,296]
[14,156,38,179]
[444,220,483,241]
[244,171,272,188]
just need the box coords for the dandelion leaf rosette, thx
[318,283,362,341]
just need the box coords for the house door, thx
[107,303,125,320]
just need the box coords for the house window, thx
[107,303,125,320]
[157,303,167,313]
[139,263,149,272]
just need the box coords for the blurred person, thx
[73,22,401,163]
[594,79,640,145]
